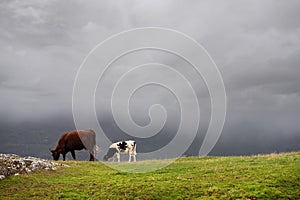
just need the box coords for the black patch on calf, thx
[117,141,127,151]
[103,148,118,161]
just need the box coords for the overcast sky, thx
[1,0,300,155]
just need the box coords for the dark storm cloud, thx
[0,0,299,157]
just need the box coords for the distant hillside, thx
[0,152,299,199]
[1,118,300,160]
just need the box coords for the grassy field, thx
[0,152,299,199]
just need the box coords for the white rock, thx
[0,153,68,180]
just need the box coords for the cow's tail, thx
[93,145,100,156]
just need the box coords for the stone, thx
[0,154,68,180]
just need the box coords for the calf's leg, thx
[133,155,136,162]
[117,153,120,162]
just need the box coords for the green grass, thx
[0,152,299,199]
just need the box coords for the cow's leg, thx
[133,154,136,162]
[128,154,132,162]
[117,153,120,162]
[89,153,94,161]
[61,149,67,161]
[62,153,66,161]
[71,150,76,160]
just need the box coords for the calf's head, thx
[103,148,118,161]
[103,155,109,161]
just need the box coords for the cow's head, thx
[50,149,60,161]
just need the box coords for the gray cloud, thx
[0,0,299,157]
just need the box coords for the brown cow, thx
[50,129,97,161]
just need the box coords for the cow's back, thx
[63,130,85,151]
[76,129,96,152]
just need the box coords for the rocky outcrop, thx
[0,154,67,180]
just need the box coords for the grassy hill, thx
[0,152,299,199]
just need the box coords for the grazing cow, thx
[103,140,136,162]
[50,129,98,161]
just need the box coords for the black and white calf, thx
[103,140,136,162]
